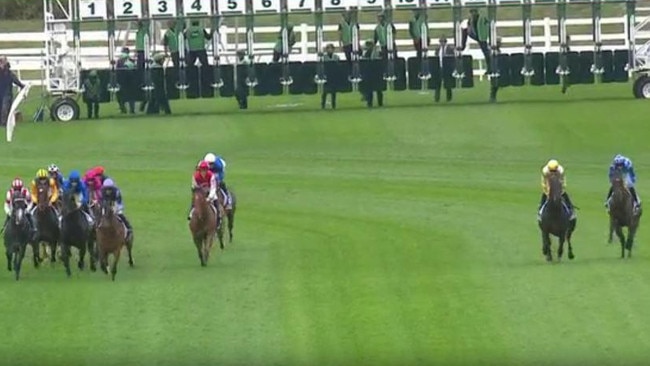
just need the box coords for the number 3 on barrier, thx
[184,0,211,15]
[217,0,244,14]
[150,0,177,17]
[79,0,107,20]
[114,0,142,18]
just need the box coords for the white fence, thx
[2,16,650,84]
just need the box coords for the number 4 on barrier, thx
[149,0,177,17]
[80,0,108,19]
[183,0,211,15]
[114,0,142,18]
[217,0,244,14]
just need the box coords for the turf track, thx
[0,82,650,366]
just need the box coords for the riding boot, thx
[118,214,133,240]
[537,193,547,220]
[220,181,231,209]
[187,202,193,220]
[27,214,38,242]
[630,187,642,208]
[605,186,613,208]
[562,193,576,220]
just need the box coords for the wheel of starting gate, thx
[50,97,80,122]
[633,75,650,99]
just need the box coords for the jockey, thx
[62,170,94,224]
[4,178,37,239]
[538,159,576,220]
[47,164,65,194]
[83,166,108,203]
[606,154,641,209]
[100,179,133,240]
[188,160,218,220]
[30,169,59,213]
[203,152,231,209]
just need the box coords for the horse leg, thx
[78,244,86,271]
[615,225,626,259]
[15,245,26,280]
[194,237,205,267]
[125,238,134,268]
[557,235,565,261]
[61,244,72,278]
[50,241,57,263]
[227,210,234,243]
[110,249,121,281]
[98,250,109,275]
[217,218,225,250]
[541,232,552,262]
[608,217,614,244]
[6,249,12,272]
[31,242,40,268]
[626,226,637,258]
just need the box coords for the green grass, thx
[2,83,650,365]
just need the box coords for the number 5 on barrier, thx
[183,0,211,15]
[150,0,177,17]
[80,0,108,20]
[217,0,244,14]
[114,0,142,18]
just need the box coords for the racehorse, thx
[95,193,132,280]
[538,172,576,262]
[4,192,32,280]
[35,179,60,264]
[608,169,642,258]
[60,189,94,276]
[224,187,236,243]
[189,186,217,266]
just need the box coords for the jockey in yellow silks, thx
[538,159,576,220]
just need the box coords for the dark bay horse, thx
[608,169,642,258]
[35,179,60,264]
[538,172,576,262]
[224,187,236,243]
[189,187,217,266]
[96,194,132,280]
[4,192,32,280]
[60,190,94,276]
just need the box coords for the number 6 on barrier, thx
[79,0,108,19]
[150,0,177,17]
[114,0,142,18]
[183,0,211,15]
[252,0,281,13]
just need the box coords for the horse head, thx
[61,190,79,215]
[11,193,28,227]
[547,172,564,204]
[36,179,51,211]
[612,168,627,190]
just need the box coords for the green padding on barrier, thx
[217,65,236,98]
[544,52,560,85]
[288,62,316,95]
[495,54,511,87]
[601,51,616,83]
[577,51,595,84]
[612,50,630,82]
[393,58,407,91]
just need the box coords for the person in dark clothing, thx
[361,40,383,108]
[461,9,491,70]
[234,50,249,110]
[338,10,360,63]
[135,20,150,70]
[146,53,171,115]
[116,47,136,114]
[82,70,102,119]
[185,20,211,68]
[272,24,296,63]
[434,36,455,103]
[321,44,340,110]
[0,56,25,127]
[163,19,184,68]
[409,9,428,59]
[489,37,503,103]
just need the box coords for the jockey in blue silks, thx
[606,154,641,209]
[203,152,231,209]
[100,178,133,240]
[62,170,94,225]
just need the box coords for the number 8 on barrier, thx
[80,0,108,20]
[150,0,177,17]
[323,0,354,11]
[114,0,142,18]
[217,0,244,14]
[183,0,211,15]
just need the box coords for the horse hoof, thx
[568,254,575,260]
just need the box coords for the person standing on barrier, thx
[185,20,211,68]
[146,53,171,115]
[462,9,490,70]
[409,9,428,59]
[272,24,296,63]
[321,44,340,110]
[0,56,24,127]
[135,20,150,70]
[489,37,502,103]
[82,70,101,119]
[434,36,455,103]
[163,20,183,68]
[373,13,397,60]
[116,48,136,114]
[338,11,359,63]
[234,50,249,110]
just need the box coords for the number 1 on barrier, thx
[114,0,142,18]
[80,0,108,19]
[183,0,211,15]
[217,0,244,14]
[149,0,177,17]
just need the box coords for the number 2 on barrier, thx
[79,0,107,19]
[183,0,211,15]
[149,0,177,17]
[288,0,315,12]
[252,0,281,13]
[114,0,142,18]
[217,0,243,13]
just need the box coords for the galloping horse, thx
[34,179,60,264]
[60,190,94,276]
[223,188,236,243]
[4,192,32,280]
[608,169,642,258]
[538,172,576,262]
[189,187,217,266]
[95,193,132,281]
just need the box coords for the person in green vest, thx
[82,70,102,119]
[373,12,397,60]
[234,50,249,110]
[338,10,359,63]
[463,9,490,69]
[409,9,428,59]
[116,47,136,114]
[146,53,171,115]
[185,20,212,68]
[163,19,184,68]
[321,44,340,110]
[272,24,296,63]
[135,20,150,69]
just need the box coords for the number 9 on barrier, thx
[183,0,211,15]
[217,0,244,14]
[80,0,108,20]
[359,0,384,8]
[114,0,142,18]
[252,0,281,13]
[288,0,315,12]
[149,0,177,17]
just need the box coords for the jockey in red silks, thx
[188,161,217,220]
[83,166,107,204]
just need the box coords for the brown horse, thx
[223,187,236,243]
[35,179,60,264]
[95,196,130,281]
[608,169,642,258]
[189,187,217,266]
